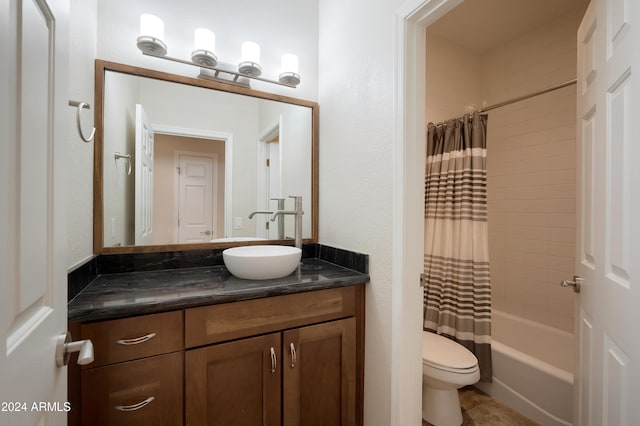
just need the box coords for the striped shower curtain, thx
[423,111,492,382]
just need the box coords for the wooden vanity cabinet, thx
[184,286,360,426]
[71,284,365,426]
[78,311,184,426]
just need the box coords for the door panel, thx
[575,0,640,424]
[0,0,69,424]
[178,154,216,243]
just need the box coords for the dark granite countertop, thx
[68,258,369,323]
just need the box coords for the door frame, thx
[173,151,219,243]
[153,124,233,238]
[392,0,464,424]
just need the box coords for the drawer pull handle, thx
[290,342,296,369]
[116,333,157,345]
[115,396,155,412]
[270,347,277,373]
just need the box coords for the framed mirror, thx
[94,60,318,254]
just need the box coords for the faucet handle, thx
[271,198,286,209]
[288,195,303,209]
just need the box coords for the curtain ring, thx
[68,100,95,143]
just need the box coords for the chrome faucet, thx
[270,196,303,248]
[249,198,286,239]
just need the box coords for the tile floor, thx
[423,386,540,426]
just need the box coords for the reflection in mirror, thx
[96,61,317,253]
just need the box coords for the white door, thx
[575,0,640,424]
[178,154,217,243]
[0,0,70,423]
[135,104,154,245]
[256,126,281,239]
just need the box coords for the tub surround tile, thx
[68,258,369,323]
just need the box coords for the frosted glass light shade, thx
[238,41,262,76]
[137,14,167,56]
[241,41,261,63]
[279,53,300,86]
[194,28,215,52]
[191,28,218,67]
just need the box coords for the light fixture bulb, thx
[238,41,262,77]
[279,53,300,86]
[137,14,167,56]
[191,28,218,67]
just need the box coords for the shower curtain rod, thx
[430,78,577,127]
[479,78,577,113]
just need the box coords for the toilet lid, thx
[422,331,478,371]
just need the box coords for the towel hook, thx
[68,100,95,143]
[114,152,132,175]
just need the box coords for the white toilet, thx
[422,331,480,426]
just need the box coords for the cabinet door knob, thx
[270,347,277,373]
[116,333,157,345]
[289,342,297,369]
[115,396,155,412]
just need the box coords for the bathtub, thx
[475,310,575,426]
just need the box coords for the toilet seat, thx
[422,331,478,374]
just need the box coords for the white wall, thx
[67,0,97,268]
[319,0,407,424]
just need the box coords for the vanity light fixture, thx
[135,14,300,88]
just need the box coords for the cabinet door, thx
[81,351,183,426]
[283,318,356,426]
[185,332,281,426]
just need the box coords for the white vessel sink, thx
[222,245,302,280]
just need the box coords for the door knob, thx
[560,275,583,293]
[201,230,212,236]
[55,331,94,367]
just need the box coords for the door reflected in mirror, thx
[96,61,317,252]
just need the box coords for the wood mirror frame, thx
[93,59,319,254]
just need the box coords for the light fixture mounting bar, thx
[142,51,298,88]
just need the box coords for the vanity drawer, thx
[81,311,183,368]
[81,351,183,426]
[185,286,355,348]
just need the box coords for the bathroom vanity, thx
[67,255,368,426]
[68,58,366,424]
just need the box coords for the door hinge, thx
[266,158,270,167]
[420,273,426,287]
[177,166,181,175]
[265,222,270,230]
